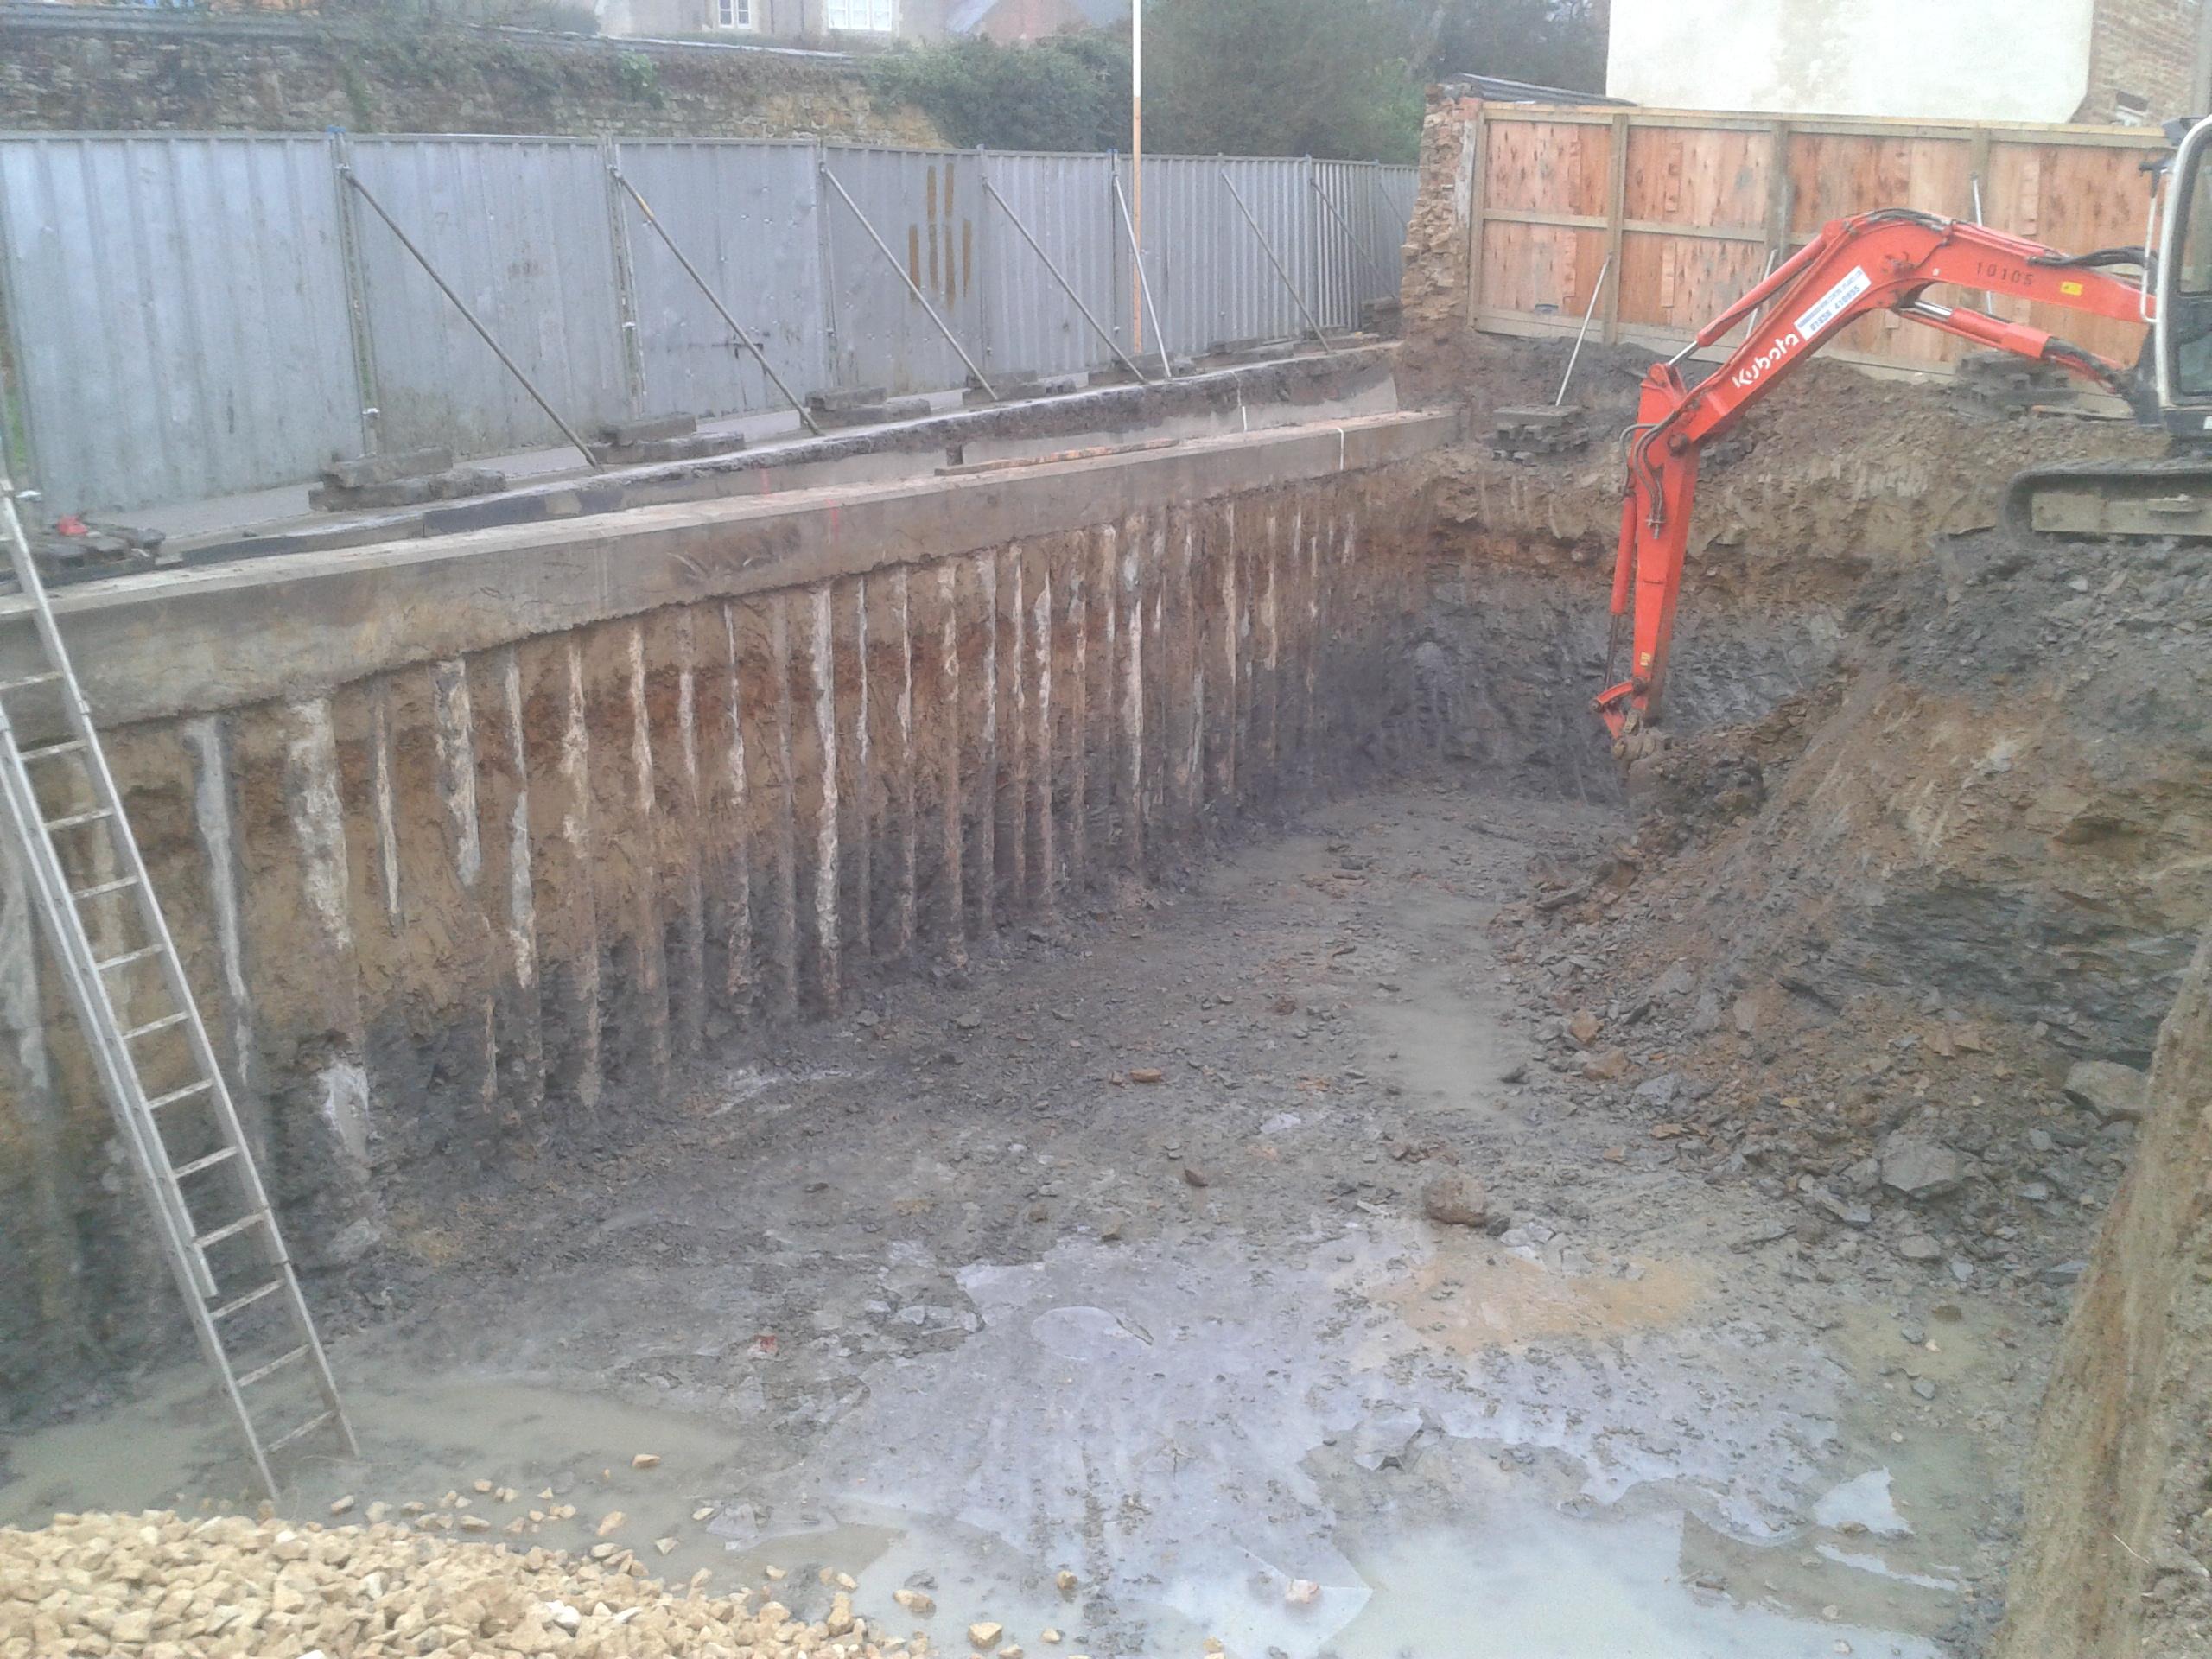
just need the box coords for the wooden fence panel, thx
[1467,102,2161,380]
[1474,118,1611,318]
[1788,131,1976,366]
[1988,141,2158,366]
[1617,124,1772,339]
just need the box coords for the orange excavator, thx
[1598,115,2212,742]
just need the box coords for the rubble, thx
[0,1510,944,1658]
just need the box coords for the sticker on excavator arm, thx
[1795,265,1872,340]
[2061,280,2085,296]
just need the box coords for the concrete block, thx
[308,467,506,513]
[588,433,746,467]
[807,385,887,415]
[596,412,698,446]
[321,447,455,490]
[1491,404,1588,458]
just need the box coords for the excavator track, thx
[2004,454,2212,539]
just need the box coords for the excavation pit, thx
[2,341,2209,1657]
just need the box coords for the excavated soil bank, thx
[1,344,2206,1656]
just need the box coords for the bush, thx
[872,33,1132,154]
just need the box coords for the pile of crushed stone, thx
[0,1509,979,1658]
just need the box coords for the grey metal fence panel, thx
[820,145,987,397]
[614,140,827,422]
[0,133,363,514]
[978,150,1120,380]
[1374,164,1414,295]
[1129,156,1220,364]
[1214,156,1316,346]
[0,132,1417,515]
[1312,159,1375,332]
[346,136,632,457]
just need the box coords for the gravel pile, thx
[0,1509,926,1657]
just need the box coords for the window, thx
[714,0,754,28]
[823,0,895,30]
[2169,129,2212,398]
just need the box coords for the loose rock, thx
[1421,1172,1491,1229]
[1879,1131,1962,1201]
[2063,1059,2150,1124]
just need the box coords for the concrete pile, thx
[0,1510,927,1658]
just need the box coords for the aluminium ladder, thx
[0,478,356,1497]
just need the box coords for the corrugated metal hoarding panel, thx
[1214,156,1319,346]
[978,151,1120,379]
[820,146,986,397]
[0,133,363,515]
[1374,164,1414,290]
[346,136,632,456]
[615,140,827,421]
[0,132,1415,515]
[1128,156,1220,364]
[1311,160,1371,331]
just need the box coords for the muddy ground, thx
[5,778,2054,1658]
[4,339,2205,1656]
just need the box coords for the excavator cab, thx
[2158,113,2212,432]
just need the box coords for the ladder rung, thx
[73,874,140,901]
[0,671,60,694]
[210,1279,285,1321]
[172,1146,238,1178]
[264,1409,336,1454]
[232,1344,308,1389]
[193,1211,269,1249]
[147,1079,213,1109]
[124,1011,189,1039]
[19,738,84,763]
[43,807,113,831]
[97,944,163,972]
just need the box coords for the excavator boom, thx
[1597,207,2152,740]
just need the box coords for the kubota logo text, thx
[1731,331,1800,390]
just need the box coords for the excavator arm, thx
[1597,207,2153,740]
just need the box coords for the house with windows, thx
[595,0,947,45]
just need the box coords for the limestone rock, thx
[970,1618,1006,1648]
[1421,1173,1491,1229]
[1879,1132,1962,1200]
[2063,1059,2150,1124]
[1582,1046,1630,1081]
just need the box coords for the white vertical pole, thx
[1131,0,1144,353]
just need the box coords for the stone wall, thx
[1399,91,1479,352]
[0,413,1449,1416]
[0,10,940,142]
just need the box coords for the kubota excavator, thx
[1598,113,2212,744]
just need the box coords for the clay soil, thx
[5,339,2209,1657]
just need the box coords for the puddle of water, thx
[1814,1468,1912,1537]
[1817,1542,1963,1593]
[1336,1512,1940,1659]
